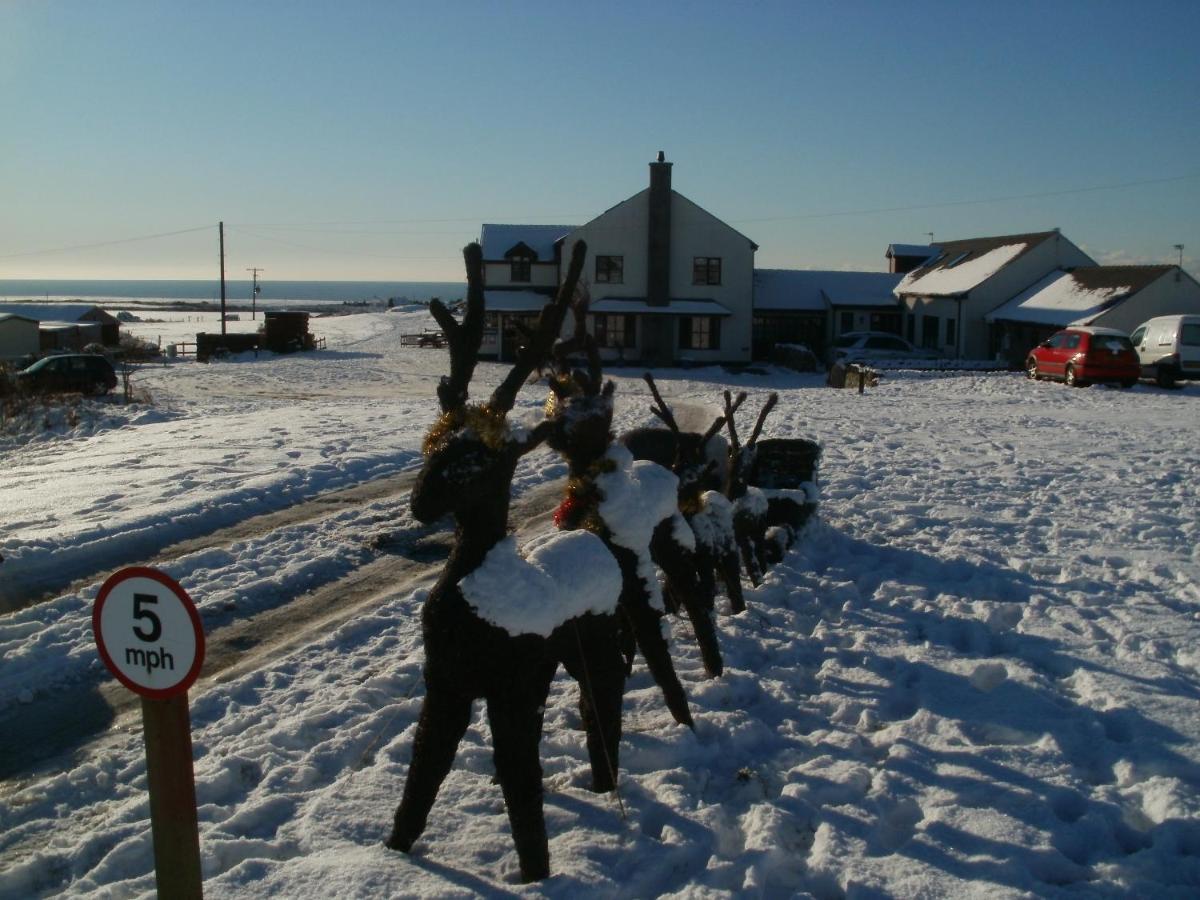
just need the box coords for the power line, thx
[729,172,1200,224]
[0,224,215,259]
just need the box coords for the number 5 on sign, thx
[93,567,206,900]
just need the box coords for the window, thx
[692,257,722,285]
[840,311,854,334]
[510,256,531,282]
[1181,324,1200,346]
[593,313,634,349]
[1129,326,1146,347]
[679,315,721,350]
[865,336,911,351]
[906,314,915,342]
[595,255,624,284]
[921,315,940,349]
[945,318,956,347]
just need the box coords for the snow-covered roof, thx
[480,225,576,261]
[591,298,731,316]
[483,290,554,313]
[753,269,901,312]
[986,265,1172,326]
[0,303,117,324]
[894,232,1056,298]
[0,312,38,324]
[886,244,937,260]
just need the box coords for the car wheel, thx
[1026,358,1040,380]
[1121,379,1136,389]
[89,380,110,396]
[1065,364,1086,387]
[1156,366,1177,389]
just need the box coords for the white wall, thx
[483,261,559,290]
[1094,271,1200,333]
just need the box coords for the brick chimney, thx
[647,151,672,307]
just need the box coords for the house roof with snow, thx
[0,312,39,325]
[480,225,576,261]
[985,265,1175,326]
[894,231,1059,298]
[754,269,902,312]
[0,303,118,324]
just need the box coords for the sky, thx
[2,0,1198,282]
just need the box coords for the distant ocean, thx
[0,279,466,310]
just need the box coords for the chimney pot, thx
[657,150,665,163]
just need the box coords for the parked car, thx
[1024,327,1139,388]
[829,332,940,366]
[1128,315,1200,388]
[15,354,118,395]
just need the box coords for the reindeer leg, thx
[387,682,473,853]
[558,615,625,793]
[719,548,747,614]
[486,674,554,883]
[623,591,694,729]
[734,515,762,586]
[652,523,724,678]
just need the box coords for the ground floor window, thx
[945,317,957,348]
[921,315,940,350]
[593,313,634,348]
[840,311,855,334]
[906,313,915,343]
[679,315,721,350]
[752,313,826,360]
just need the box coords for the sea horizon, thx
[0,278,466,306]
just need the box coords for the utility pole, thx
[246,267,263,320]
[219,221,227,337]
[926,231,934,245]
[1174,244,1185,267]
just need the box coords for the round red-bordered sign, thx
[93,567,205,699]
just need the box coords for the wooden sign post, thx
[93,567,206,900]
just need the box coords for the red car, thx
[1025,327,1140,388]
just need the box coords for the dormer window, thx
[510,256,532,282]
[596,255,623,284]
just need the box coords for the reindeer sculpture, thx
[544,303,725,692]
[634,375,746,616]
[387,240,623,882]
[722,390,779,586]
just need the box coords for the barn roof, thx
[754,269,902,312]
[894,231,1058,298]
[986,265,1173,326]
[0,303,119,324]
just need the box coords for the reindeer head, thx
[410,241,587,525]
[542,287,616,470]
[642,374,729,511]
[722,389,779,501]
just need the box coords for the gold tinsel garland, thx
[422,404,510,457]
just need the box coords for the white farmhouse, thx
[986,265,1200,366]
[894,231,1094,359]
[480,154,757,364]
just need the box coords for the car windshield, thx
[833,335,861,348]
[22,357,56,373]
[1091,336,1133,352]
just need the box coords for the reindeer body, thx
[389,240,623,882]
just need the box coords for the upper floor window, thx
[595,255,624,284]
[593,313,634,349]
[693,257,722,285]
[679,315,721,350]
[510,256,532,282]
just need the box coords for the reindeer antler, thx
[550,284,604,397]
[745,393,779,448]
[722,390,749,451]
[430,243,487,413]
[489,240,588,414]
[643,373,680,433]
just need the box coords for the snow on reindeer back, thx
[459,530,620,637]
[595,445,680,552]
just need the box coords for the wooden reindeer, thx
[637,375,746,616]
[387,240,620,882]
[544,302,725,693]
[722,390,779,586]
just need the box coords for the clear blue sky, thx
[3,0,1198,281]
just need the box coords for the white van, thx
[1128,315,1200,387]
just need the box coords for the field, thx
[2,309,1199,897]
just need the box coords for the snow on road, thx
[2,310,1199,897]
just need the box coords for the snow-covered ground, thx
[2,310,1199,897]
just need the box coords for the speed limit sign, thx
[93,567,205,699]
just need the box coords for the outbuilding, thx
[0,313,40,363]
[0,304,121,346]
